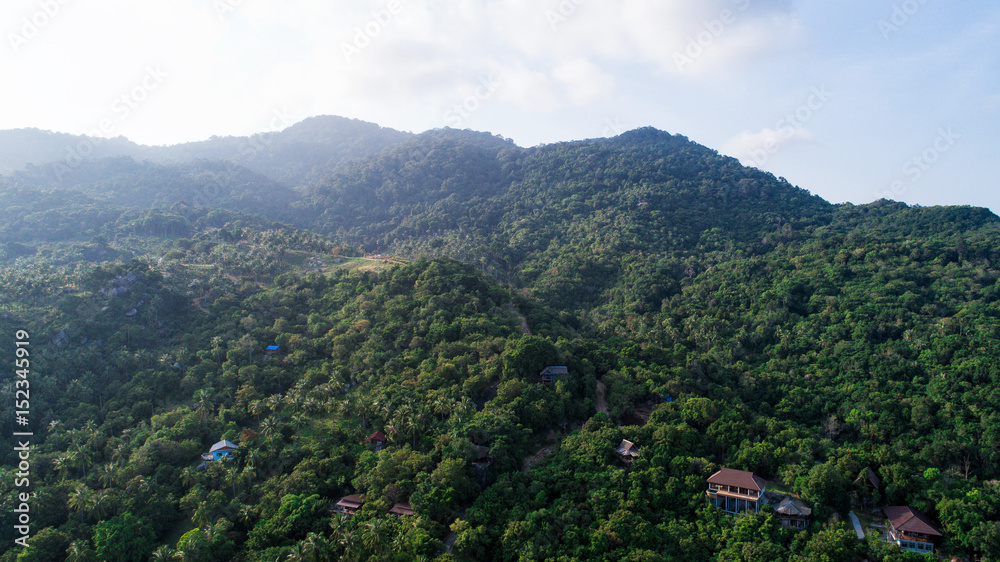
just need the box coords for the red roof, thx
[884,506,942,537]
[707,468,767,491]
[366,431,386,443]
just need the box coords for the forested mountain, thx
[1,118,999,561]
[0,116,410,186]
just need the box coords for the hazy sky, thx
[3,0,999,211]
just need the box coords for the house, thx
[201,439,238,462]
[540,366,567,385]
[333,494,366,516]
[473,445,493,465]
[854,466,881,491]
[389,502,415,516]
[884,506,942,554]
[615,440,640,463]
[366,431,386,450]
[775,496,812,530]
[706,467,767,514]
[265,345,281,355]
[854,466,882,508]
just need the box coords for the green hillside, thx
[1,119,999,561]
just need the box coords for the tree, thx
[15,527,70,562]
[92,513,156,562]
[789,523,857,562]
[65,539,97,562]
[797,463,850,516]
[501,335,560,380]
[68,484,94,522]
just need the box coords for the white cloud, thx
[722,126,815,166]
[0,0,806,144]
[552,58,616,105]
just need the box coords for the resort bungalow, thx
[615,440,640,463]
[389,502,415,516]
[366,431,387,450]
[854,466,882,508]
[201,439,238,462]
[706,467,767,514]
[333,494,366,516]
[540,366,567,385]
[884,506,942,554]
[775,496,812,530]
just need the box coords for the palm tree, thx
[292,412,310,431]
[211,336,224,367]
[179,466,200,488]
[236,503,255,530]
[192,502,216,529]
[338,530,357,562]
[53,454,73,481]
[260,416,281,448]
[65,539,92,562]
[111,441,130,463]
[302,532,331,562]
[226,464,241,498]
[98,462,117,488]
[150,545,175,560]
[394,404,416,447]
[360,518,387,555]
[303,397,321,415]
[67,433,93,478]
[328,514,348,545]
[196,390,214,424]
[284,543,306,561]
[249,399,266,422]
[67,484,94,522]
[266,394,283,414]
[432,397,451,421]
[47,419,63,449]
[89,489,112,521]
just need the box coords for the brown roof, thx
[884,506,942,537]
[707,468,766,491]
[616,440,640,457]
[335,494,366,509]
[854,466,881,489]
[389,502,415,516]
[775,496,812,517]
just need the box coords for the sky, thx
[2,0,999,211]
